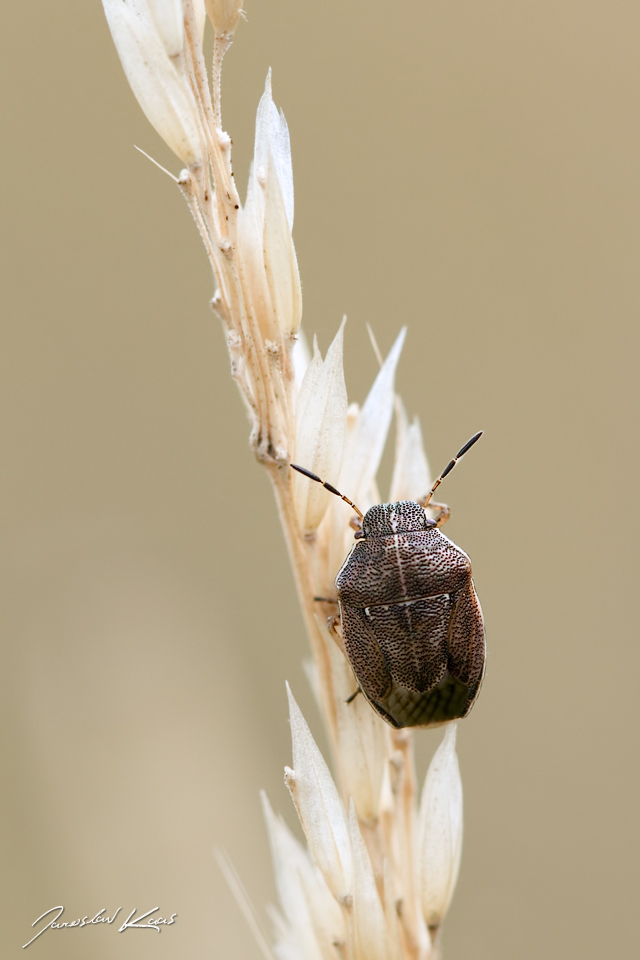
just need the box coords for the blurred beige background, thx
[1,1,639,957]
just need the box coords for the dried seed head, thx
[204,0,244,38]
[102,0,471,945]
[390,398,431,503]
[339,327,406,506]
[238,73,301,344]
[191,0,206,39]
[325,328,406,576]
[382,859,404,960]
[102,0,202,166]
[321,618,388,823]
[254,72,294,228]
[349,799,391,960]
[294,322,348,534]
[284,684,352,901]
[147,0,184,58]
[261,792,345,960]
[263,157,302,337]
[292,330,311,394]
[417,723,464,928]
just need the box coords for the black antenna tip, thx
[290,463,321,483]
[457,430,483,458]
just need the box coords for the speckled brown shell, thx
[335,500,485,728]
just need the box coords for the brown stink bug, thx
[291,432,485,728]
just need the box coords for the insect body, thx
[292,432,485,728]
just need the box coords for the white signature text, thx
[23,906,177,948]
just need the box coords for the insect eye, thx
[425,518,437,529]
[354,530,365,539]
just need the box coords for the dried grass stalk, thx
[102,2,466,956]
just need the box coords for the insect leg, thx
[313,596,339,605]
[423,500,451,527]
[346,686,362,704]
[326,615,345,653]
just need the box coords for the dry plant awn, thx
[102,1,485,956]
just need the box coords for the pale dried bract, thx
[418,724,463,930]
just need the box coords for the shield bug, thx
[291,431,485,728]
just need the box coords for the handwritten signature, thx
[23,906,177,948]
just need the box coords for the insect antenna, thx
[290,464,364,521]
[420,430,483,508]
